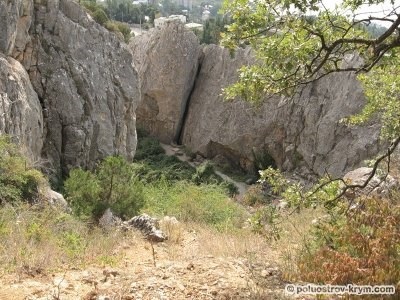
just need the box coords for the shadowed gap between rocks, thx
[175,52,205,145]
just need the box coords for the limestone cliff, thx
[0,0,140,178]
[130,22,201,143]
[0,54,43,161]
[182,45,381,177]
[132,25,381,178]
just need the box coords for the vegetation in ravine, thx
[0,135,247,276]
[64,134,241,226]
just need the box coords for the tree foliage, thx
[64,156,145,220]
[222,1,400,287]
[222,0,400,139]
[0,136,45,205]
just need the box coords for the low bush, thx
[142,181,247,230]
[0,203,126,275]
[80,1,131,43]
[92,8,109,26]
[297,197,400,290]
[134,136,237,195]
[0,136,45,205]
[192,161,219,184]
[64,156,145,220]
[115,21,132,43]
[242,185,269,207]
[134,136,165,160]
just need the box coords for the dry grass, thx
[160,221,271,262]
[0,203,130,277]
[194,224,271,259]
[269,207,325,281]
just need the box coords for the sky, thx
[322,0,399,18]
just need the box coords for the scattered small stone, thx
[53,277,69,289]
[99,208,122,228]
[261,270,269,277]
[103,269,119,277]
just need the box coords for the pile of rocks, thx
[122,214,167,242]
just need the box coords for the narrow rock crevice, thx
[175,51,204,145]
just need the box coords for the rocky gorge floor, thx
[159,143,249,197]
[0,226,289,300]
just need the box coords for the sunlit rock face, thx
[182,45,381,177]
[0,0,140,178]
[132,22,381,177]
[130,22,202,144]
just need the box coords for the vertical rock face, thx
[0,54,43,160]
[130,22,201,143]
[182,45,381,177]
[0,0,140,178]
[132,23,381,178]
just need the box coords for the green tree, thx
[64,156,145,220]
[222,0,400,142]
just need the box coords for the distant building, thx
[132,0,148,4]
[154,15,187,28]
[185,22,203,31]
[202,10,210,22]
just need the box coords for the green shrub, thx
[115,21,132,43]
[248,206,281,240]
[142,181,246,230]
[134,136,165,160]
[134,137,237,195]
[242,185,269,206]
[103,21,131,43]
[131,156,195,183]
[64,156,145,220]
[81,1,100,13]
[64,168,101,218]
[0,136,45,204]
[192,161,218,184]
[104,20,119,32]
[92,8,109,25]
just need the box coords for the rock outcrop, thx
[122,214,167,242]
[0,54,43,161]
[343,167,398,198]
[130,22,201,143]
[182,45,381,177]
[0,0,140,177]
[133,24,381,178]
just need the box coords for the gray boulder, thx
[343,167,398,198]
[45,187,69,209]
